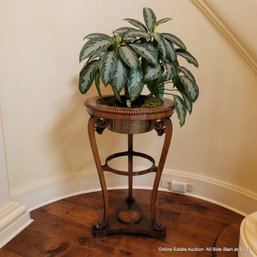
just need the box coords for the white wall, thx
[205,0,257,62]
[0,108,32,248]
[0,0,257,213]
[0,109,10,209]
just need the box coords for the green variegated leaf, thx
[111,59,128,92]
[144,43,158,59]
[79,60,99,94]
[124,18,147,31]
[173,94,187,126]
[155,18,172,27]
[80,39,111,62]
[158,37,176,62]
[146,80,154,94]
[113,27,138,36]
[144,65,162,81]
[86,49,106,63]
[143,7,156,32]
[178,66,196,82]
[111,84,123,104]
[127,69,144,101]
[181,92,192,114]
[165,63,177,80]
[154,81,164,99]
[129,44,158,65]
[100,51,117,86]
[119,46,139,69]
[83,33,110,41]
[176,49,199,67]
[95,71,102,97]
[179,75,199,102]
[161,33,186,50]
[124,31,150,40]
[151,32,161,42]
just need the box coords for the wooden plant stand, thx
[85,96,174,239]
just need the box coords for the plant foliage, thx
[79,7,199,126]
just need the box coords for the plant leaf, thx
[158,37,176,62]
[113,27,138,36]
[80,39,111,62]
[111,58,128,93]
[124,18,147,31]
[144,64,162,81]
[127,69,144,101]
[111,84,123,104]
[129,44,158,65]
[165,63,177,81]
[151,32,161,41]
[100,51,117,86]
[83,33,110,41]
[178,66,196,82]
[155,18,172,27]
[144,43,159,59]
[176,49,199,67]
[181,92,193,114]
[179,75,199,102]
[95,71,102,97]
[161,33,186,50]
[123,31,150,41]
[143,7,156,32]
[119,46,139,69]
[79,60,99,94]
[146,80,154,94]
[154,81,164,99]
[173,94,187,126]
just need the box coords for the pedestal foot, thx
[92,220,107,237]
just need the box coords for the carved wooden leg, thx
[151,118,173,234]
[128,134,133,201]
[88,116,109,234]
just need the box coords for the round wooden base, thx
[118,209,142,224]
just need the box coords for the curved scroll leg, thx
[150,118,173,233]
[88,116,109,234]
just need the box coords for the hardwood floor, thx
[0,190,243,257]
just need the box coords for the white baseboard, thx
[11,169,257,216]
[161,170,257,216]
[0,201,32,248]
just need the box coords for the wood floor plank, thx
[0,249,22,257]
[0,190,243,257]
[59,244,112,257]
[3,229,70,257]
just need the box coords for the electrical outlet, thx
[171,181,187,193]
[161,179,171,189]
[161,179,193,193]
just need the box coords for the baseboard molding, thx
[11,169,257,216]
[161,170,257,216]
[0,201,32,248]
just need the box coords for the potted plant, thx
[79,7,199,238]
[79,7,199,126]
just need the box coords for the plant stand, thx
[85,96,174,239]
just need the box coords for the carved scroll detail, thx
[95,118,109,134]
[153,119,166,136]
